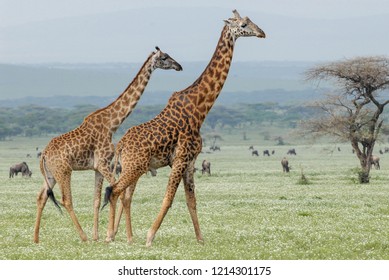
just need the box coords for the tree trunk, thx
[351,141,374,184]
[358,166,370,184]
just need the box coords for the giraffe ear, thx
[224,19,232,26]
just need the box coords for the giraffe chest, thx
[149,154,172,170]
[149,139,177,169]
[148,131,202,169]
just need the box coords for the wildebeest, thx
[263,150,270,156]
[370,155,380,170]
[202,160,211,175]
[281,157,290,173]
[210,145,220,151]
[249,145,254,150]
[287,148,296,155]
[9,162,32,178]
[252,150,259,156]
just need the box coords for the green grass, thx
[1,136,389,259]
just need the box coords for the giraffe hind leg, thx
[118,185,137,243]
[105,167,143,243]
[34,174,57,243]
[57,172,88,242]
[34,184,50,243]
[114,199,124,236]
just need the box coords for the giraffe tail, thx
[101,141,124,211]
[101,186,113,211]
[41,155,63,214]
[47,188,63,214]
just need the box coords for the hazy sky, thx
[1,0,389,26]
[1,0,388,63]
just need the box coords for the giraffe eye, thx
[241,23,247,28]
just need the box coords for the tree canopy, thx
[302,56,389,183]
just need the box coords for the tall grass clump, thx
[297,167,310,185]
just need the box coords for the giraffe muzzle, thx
[174,63,183,71]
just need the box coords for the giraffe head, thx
[224,9,266,39]
[151,46,183,71]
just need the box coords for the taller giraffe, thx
[33,47,182,243]
[103,10,265,246]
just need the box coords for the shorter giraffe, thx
[102,10,265,246]
[33,47,182,243]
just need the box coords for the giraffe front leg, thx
[146,162,186,247]
[105,186,119,242]
[92,171,104,241]
[95,155,119,242]
[183,161,204,244]
[146,193,177,247]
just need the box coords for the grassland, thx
[1,136,389,260]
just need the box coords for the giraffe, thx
[102,10,266,246]
[33,47,182,243]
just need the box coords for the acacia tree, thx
[302,56,389,183]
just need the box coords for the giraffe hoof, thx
[146,229,155,247]
[105,236,114,243]
[197,239,205,245]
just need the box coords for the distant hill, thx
[0,89,319,109]
[0,61,323,108]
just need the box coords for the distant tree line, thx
[0,102,316,140]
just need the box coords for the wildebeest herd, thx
[247,145,384,173]
[7,145,382,180]
[248,145,296,172]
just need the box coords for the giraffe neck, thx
[87,54,155,133]
[178,25,235,125]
